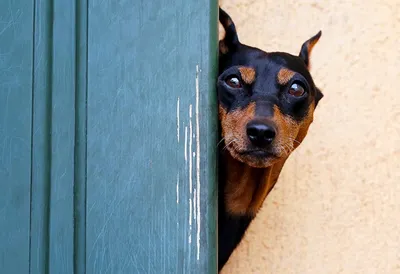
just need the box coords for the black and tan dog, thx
[218,8,323,271]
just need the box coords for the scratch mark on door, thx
[193,189,197,221]
[176,172,179,204]
[195,64,201,260]
[188,104,193,244]
[176,97,180,142]
[184,126,188,162]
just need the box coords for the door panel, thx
[0,1,34,273]
[0,1,218,273]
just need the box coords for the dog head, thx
[218,8,323,168]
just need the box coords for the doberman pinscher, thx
[218,7,323,271]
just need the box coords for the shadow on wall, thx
[219,0,400,273]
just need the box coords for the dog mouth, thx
[238,149,278,159]
[222,139,282,168]
[236,148,280,168]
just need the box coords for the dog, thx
[217,7,323,271]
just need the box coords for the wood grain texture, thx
[30,0,52,273]
[86,0,218,273]
[0,1,34,273]
[31,1,87,273]
[46,1,77,273]
[0,1,217,273]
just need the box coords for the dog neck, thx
[221,150,287,217]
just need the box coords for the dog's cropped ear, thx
[299,31,322,69]
[219,7,239,55]
[315,87,324,106]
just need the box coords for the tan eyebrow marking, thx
[238,67,256,84]
[277,68,296,85]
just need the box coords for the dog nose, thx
[246,121,276,147]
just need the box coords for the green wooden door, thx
[0,0,218,273]
[0,1,33,273]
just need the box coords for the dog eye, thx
[225,76,242,88]
[288,82,305,97]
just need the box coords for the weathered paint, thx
[177,97,180,143]
[195,65,202,260]
[0,0,218,273]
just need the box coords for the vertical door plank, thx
[47,1,77,273]
[0,1,34,273]
[86,1,218,273]
[30,0,52,273]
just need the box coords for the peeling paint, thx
[176,172,179,204]
[189,104,193,197]
[188,104,193,245]
[176,98,180,206]
[176,97,180,142]
[184,126,188,162]
[193,189,197,220]
[195,64,201,260]
[181,65,202,260]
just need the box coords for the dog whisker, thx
[288,137,301,145]
[217,138,225,147]
[283,144,290,156]
[222,139,236,151]
[279,141,294,157]
[285,144,293,156]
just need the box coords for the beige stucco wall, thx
[219,0,400,273]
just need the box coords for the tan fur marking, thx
[305,34,321,69]
[223,151,287,216]
[219,102,256,144]
[220,103,316,216]
[247,160,286,215]
[221,103,286,216]
[272,104,315,152]
[277,68,296,85]
[224,158,260,216]
[307,36,321,56]
[238,67,256,84]
[270,106,299,159]
[272,105,299,143]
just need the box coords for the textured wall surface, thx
[219,0,400,273]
